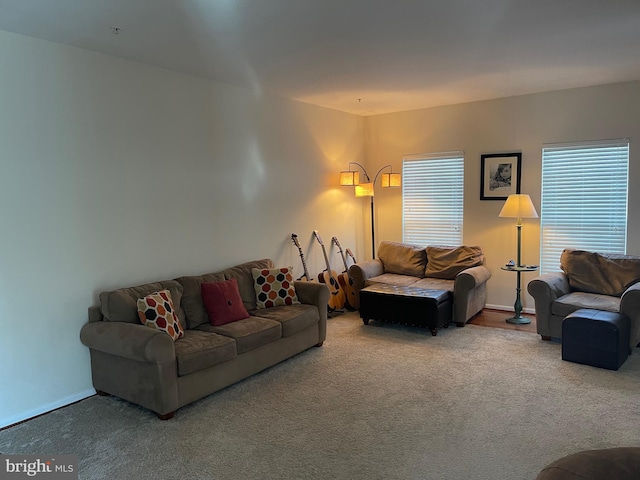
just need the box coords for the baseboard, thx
[0,389,95,430]
[485,304,535,315]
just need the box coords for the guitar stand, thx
[327,306,345,318]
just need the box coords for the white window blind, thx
[402,152,464,246]
[540,139,629,274]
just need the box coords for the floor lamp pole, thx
[504,220,535,325]
[370,196,376,258]
[516,221,522,267]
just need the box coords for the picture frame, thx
[480,152,522,200]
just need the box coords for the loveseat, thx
[527,249,640,350]
[348,241,491,326]
[80,259,329,419]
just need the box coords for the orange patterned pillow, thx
[137,290,185,341]
[252,267,300,309]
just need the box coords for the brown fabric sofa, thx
[348,241,491,326]
[80,259,329,419]
[527,249,640,350]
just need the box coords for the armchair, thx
[527,249,640,350]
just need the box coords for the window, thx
[540,139,629,274]
[402,152,464,246]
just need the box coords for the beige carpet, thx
[2,312,639,480]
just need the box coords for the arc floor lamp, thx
[340,162,401,258]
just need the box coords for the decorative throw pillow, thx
[252,267,300,309]
[425,246,484,280]
[378,241,427,277]
[137,290,185,341]
[560,249,640,297]
[201,278,250,326]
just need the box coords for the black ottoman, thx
[359,284,452,336]
[562,309,630,370]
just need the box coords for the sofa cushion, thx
[174,330,237,376]
[560,249,640,297]
[425,245,484,280]
[137,290,185,341]
[366,273,420,288]
[248,304,319,337]
[100,280,186,330]
[201,279,250,326]
[223,259,274,311]
[196,316,282,354]
[411,277,455,292]
[378,241,427,277]
[552,292,621,318]
[252,267,300,309]
[175,271,225,329]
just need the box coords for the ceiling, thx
[1,0,640,116]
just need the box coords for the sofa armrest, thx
[348,260,384,310]
[527,272,570,337]
[455,265,491,291]
[294,281,330,342]
[621,282,640,349]
[349,259,384,291]
[527,272,570,305]
[80,321,175,364]
[452,265,491,325]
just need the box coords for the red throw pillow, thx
[201,278,250,326]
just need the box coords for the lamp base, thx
[506,316,531,325]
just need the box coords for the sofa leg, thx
[95,390,110,396]
[541,335,551,341]
[316,341,324,347]
[157,411,175,420]
[454,322,465,328]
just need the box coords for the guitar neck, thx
[320,244,332,272]
[300,257,311,280]
[313,231,333,272]
[291,234,311,280]
[332,237,349,271]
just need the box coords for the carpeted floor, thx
[2,312,639,480]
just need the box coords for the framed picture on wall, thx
[480,152,522,200]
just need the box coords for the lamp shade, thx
[355,182,374,197]
[499,194,539,219]
[340,170,359,186]
[381,172,402,188]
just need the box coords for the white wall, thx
[365,81,640,310]
[0,30,365,428]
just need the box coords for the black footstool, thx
[359,284,452,336]
[562,309,630,370]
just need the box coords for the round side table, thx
[501,265,539,324]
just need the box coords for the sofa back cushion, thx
[176,271,226,329]
[425,246,485,280]
[223,258,274,311]
[560,249,640,297]
[100,280,186,330]
[377,241,427,277]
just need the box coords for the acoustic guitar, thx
[331,236,357,310]
[345,247,360,309]
[312,230,346,312]
[290,233,313,281]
